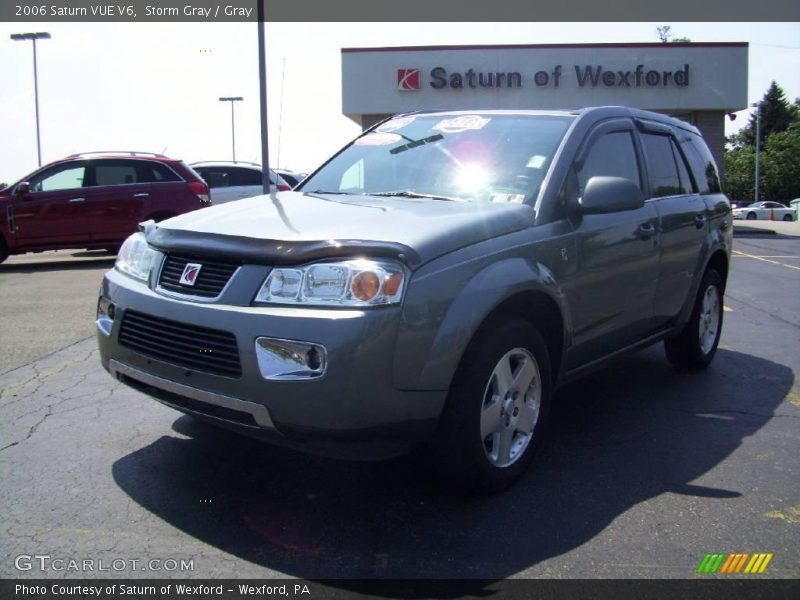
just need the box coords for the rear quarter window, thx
[681,135,722,195]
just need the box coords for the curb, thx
[733,226,777,236]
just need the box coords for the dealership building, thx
[341,42,748,178]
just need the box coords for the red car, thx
[0,152,211,263]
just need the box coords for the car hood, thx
[150,191,535,267]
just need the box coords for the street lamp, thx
[219,96,243,161]
[751,101,762,203]
[10,31,51,167]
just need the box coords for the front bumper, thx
[97,268,446,460]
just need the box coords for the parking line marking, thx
[732,250,800,272]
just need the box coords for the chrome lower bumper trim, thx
[109,359,277,430]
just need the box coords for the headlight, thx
[255,259,406,307]
[115,232,158,282]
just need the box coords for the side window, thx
[339,159,365,192]
[576,131,641,196]
[148,163,181,182]
[94,160,139,186]
[682,137,722,194]
[197,169,231,188]
[671,139,695,194]
[641,133,683,198]
[29,164,87,192]
[232,167,263,186]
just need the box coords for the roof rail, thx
[65,151,167,159]
[189,160,265,168]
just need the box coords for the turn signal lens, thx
[382,272,403,297]
[351,271,380,301]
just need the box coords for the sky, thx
[1,22,799,184]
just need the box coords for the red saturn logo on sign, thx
[179,263,202,286]
[397,69,420,91]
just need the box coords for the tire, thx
[665,269,724,371]
[0,236,8,264]
[746,212,757,220]
[782,214,794,222]
[436,316,552,494]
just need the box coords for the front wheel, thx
[746,212,757,220]
[783,214,794,222]
[436,317,552,493]
[665,269,724,371]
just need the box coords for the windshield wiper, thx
[389,134,444,155]
[366,190,462,202]
[304,189,350,195]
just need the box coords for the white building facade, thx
[341,42,748,179]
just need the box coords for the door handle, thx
[637,223,655,240]
[694,214,707,229]
[133,193,149,198]
[69,197,86,203]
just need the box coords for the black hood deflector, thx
[144,226,422,268]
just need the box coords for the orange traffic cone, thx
[770,208,775,221]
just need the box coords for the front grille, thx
[119,310,242,377]
[158,255,239,298]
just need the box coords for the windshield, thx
[300,113,573,205]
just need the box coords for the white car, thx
[732,201,795,221]
[190,161,290,204]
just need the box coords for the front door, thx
[10,161,91,248]
[561,119,661,369]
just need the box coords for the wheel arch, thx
[705,249,729,290]
[404,257,570,392]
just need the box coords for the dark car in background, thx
[0,152,210,263]
[97,108,732,492]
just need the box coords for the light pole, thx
[219,96,243,161]
[752,101,762,203]
[11,31,51,167]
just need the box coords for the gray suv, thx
[97,108,732,492]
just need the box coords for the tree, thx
[725,120,800,203]
[655,25,691,43]
[730,81,799,148]
[761,122,800,202]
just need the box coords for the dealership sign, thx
[397,64,691,91]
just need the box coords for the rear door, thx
[229,167,266,200]
[561,118,661,369]
[85,159,151,242]
[636,123,709,325]
[195,166,236,204]
[10,161,91,248]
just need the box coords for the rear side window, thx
[95,161,139,186]
[577,131,641,195]
[147,162,181,182]
[681,136,722,194]
[195,168,231,188]
[641,133,685,197]
[232,167,264,186]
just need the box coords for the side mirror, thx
[578,176,645,214]
[13,181,31,196]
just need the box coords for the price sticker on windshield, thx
[433,115,491,133]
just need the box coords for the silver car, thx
[98,108,732,492]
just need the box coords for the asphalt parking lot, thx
[1,227,799,580]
